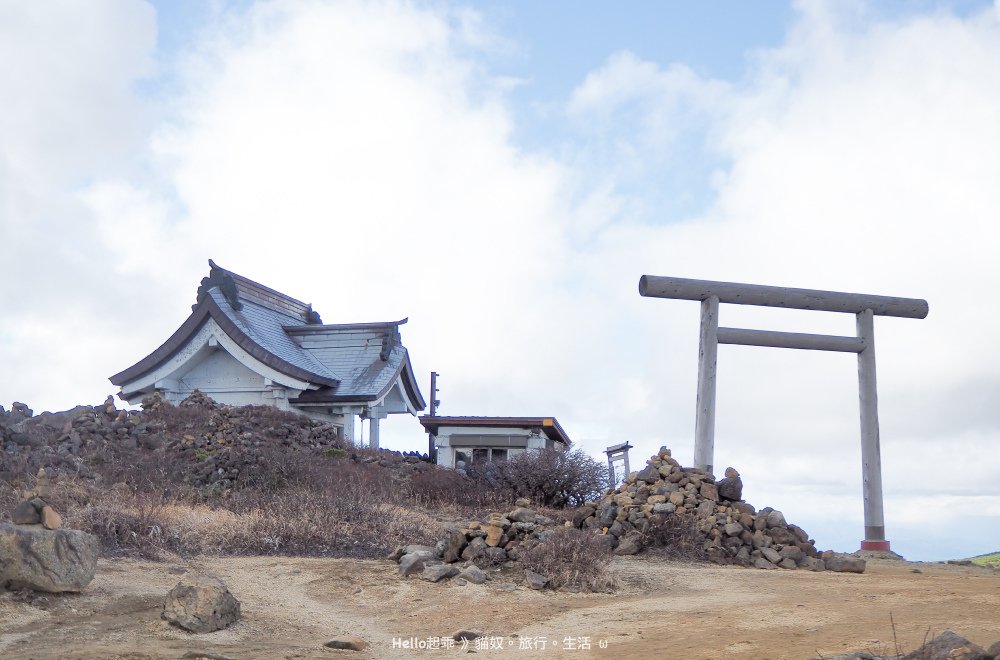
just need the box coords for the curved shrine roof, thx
[109,260,424,410]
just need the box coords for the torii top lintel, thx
[638,275,928,319]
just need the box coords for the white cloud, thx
[562,1,1000,558]
[0,0,159,406]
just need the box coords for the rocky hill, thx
[0,391,432,492]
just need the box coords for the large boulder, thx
[0,522,99,592]
[823,554,866,574]
[162,575,241,633]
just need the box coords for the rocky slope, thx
[0,391,432,492]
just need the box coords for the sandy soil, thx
[1,554,998,660]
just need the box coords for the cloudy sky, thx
[2,0,999,560]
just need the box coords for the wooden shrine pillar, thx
[694,296,719,475]
[856,309,887,550]
[366,405,388,450]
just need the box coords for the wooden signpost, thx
[639,275,929,552]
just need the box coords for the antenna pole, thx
[428,372,440,460]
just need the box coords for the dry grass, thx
[519,527,618,592]
[61,485,434,560]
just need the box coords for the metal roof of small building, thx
[418,416,572,446]
[110,260,424,409]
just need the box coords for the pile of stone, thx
[440,503,559,565]
[10,468,62,529]
[0,468,99,592]
[0,399,116,478]
[391,498,572,589]
[1,392,348,488]
[145,391,346,488]
[161,393,438,489]
[394,448,866,587]
[571,446,863,572]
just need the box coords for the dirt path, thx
[1,556,998,659]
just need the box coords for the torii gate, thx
[639,275,928,551]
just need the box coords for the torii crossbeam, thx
[639,275,929,552]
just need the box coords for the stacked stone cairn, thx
[1,468,99,592]
[11,468,62,529]
[391,498,562,588]
[394,447,865,589]
[573,446,862,572]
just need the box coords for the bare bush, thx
[0,477,21,523]
[68,493,174,559]
[488,448,610,507]
[641,514,707,561]
[406,467,512,510]
[519,527,617,592]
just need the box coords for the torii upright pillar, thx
[639,275,928,552]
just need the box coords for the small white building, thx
[418,416,572,468]
[109,260,425,446]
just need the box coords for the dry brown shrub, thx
[406,467,512,510]
[641,514,707,561]
[519,527,617,592]
[66,493,173,559]
[58,455,433,559]
[486,448,610,507]
[0,479,21,523]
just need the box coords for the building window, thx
[456,447,511,465]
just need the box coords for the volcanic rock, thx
[823,554,866,574]
[11,499,41,525]
[421,564,459,583]
[524,570,549,590]
[458,565,487,585]
[162,575,241,633]
[0,522,99,592]
[900,630,989,660]
[717,469,743,501]
[324,638,368,651]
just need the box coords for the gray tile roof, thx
[287,323,418,403]
[111,260,424,409]
[207,288,339,383]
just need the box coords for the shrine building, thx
[109,260,424,446]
